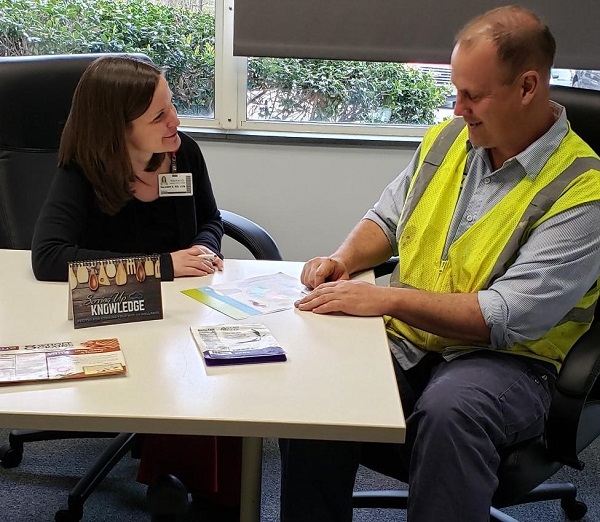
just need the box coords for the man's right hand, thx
[301,256,350,289]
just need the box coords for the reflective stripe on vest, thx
[486,155,600,285]
[398,118,466,238]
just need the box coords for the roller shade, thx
[234,0,600,69]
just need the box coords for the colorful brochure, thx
[182,272,307,319]
[0,338,127,384]
[190,324,287,366]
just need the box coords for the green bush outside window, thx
[0,0,215,117]
[1,0,449,126]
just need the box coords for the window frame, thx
[178,0,430,139]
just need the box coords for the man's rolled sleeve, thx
[477,288,510,349]
[477,201,600,349]
[363,214,397,254]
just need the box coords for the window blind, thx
[234,0,599,69]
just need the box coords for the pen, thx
[198,254,217,260]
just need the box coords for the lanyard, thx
[170,152,177,173]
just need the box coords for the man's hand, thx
[300,257,350,290]
[171,246,223,277]
[295,280,387,316]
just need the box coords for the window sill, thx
[181,126,422,150]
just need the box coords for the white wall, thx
[196,139,416,261]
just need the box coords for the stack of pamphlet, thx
[190,324,286,366]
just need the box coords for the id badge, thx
[158,173,193,197]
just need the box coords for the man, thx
[280,5,600,522]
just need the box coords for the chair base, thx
[501,482,588,521]
[1,429,140,521]
[146,474,191,522]
[353,489,408,509]
[352,482,588,522]
[490,507,521,522]
[0,430,118,468]
[53,432,139,522]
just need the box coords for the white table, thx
[0,249,405,521]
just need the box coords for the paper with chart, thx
[182,272,307,319]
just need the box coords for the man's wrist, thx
[329,253,351,275]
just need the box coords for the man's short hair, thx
[455,5,556,84]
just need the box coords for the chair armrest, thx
[545,320,600,469]
[374,257,399,279]
[220,209,282,261]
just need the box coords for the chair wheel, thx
[0,444,23,468]
[55,509,81,522]
[561,498,587,520]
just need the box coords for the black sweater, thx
[31,133,223,281]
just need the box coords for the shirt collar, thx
[466,101,569,179]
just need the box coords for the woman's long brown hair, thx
[59,56,165,215]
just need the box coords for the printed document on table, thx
[190,323,287,365]
[182,272,308,319]
[0,338,127,384]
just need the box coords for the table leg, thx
[240,436,263,522]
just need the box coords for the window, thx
[1,0,596,139]
[571,69,600,91]
[0,0,449,137]
[245,58,449,126]
[0,0,216,119]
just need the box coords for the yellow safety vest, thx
[386,117,600,368]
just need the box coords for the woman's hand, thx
[170,245,223,277]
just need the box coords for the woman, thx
[32,56,224,280]
[31,56,241,521]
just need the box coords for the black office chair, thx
[0,53,282,522]
[352,85,600,522]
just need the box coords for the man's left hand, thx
[295,280,387,316]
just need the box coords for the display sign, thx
[68,255,163,329]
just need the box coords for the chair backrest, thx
[550,85,600,156]
[0,53,150,249]
[551,87,600,330]
[549,87,600,398]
